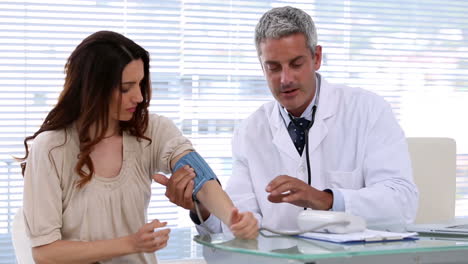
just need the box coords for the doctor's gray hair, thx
[255,6,317,57]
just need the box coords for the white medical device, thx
[260,210,366,235]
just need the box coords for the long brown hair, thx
[19,31,152,187]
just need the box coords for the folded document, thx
[298,229,418,243]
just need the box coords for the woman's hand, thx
[131,219,171,253]
[229,208,259,240]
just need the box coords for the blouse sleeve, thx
[22,131,63,247]
[148,115,195,174]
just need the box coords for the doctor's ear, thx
[313,45,322,70]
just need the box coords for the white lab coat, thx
[201,76,418,234]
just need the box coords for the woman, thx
[19,31,258,264]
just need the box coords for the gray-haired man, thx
[159,6,418,234]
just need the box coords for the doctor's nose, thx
[280,67,294,87]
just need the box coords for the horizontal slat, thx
[0,1,468,263]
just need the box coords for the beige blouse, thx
[23,114,194,264]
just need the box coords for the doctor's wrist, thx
[321,189,334,210]
[189,210,202,225]
[189,203,210,225]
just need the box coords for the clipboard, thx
[297,229,418,244]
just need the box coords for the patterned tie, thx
[287,117,311,155]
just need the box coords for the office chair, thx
[407,137,456,224]
[12,207,34,264]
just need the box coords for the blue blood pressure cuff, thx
[172,151,218,200]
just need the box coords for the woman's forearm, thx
[195,180,234,226]
[170,151,234,225]
[32,236,135,264]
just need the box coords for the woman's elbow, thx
[32,246,56,264]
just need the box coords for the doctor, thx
[157,6,418,233]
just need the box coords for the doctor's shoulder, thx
[233,101,275,136]
[332,84,392,114]
[244,101,275,125]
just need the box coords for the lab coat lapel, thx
[269,77,337,160]
[270,102,300,161]
[307,119,328,154]
[307,77,336,154]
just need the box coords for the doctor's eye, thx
[291,58,305,69]
[291,62,303,69]
[266,63,281,72]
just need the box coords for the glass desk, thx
[194,231,468,264]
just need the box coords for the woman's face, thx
[108,59,144,122]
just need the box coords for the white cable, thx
[194,201,204,224]
[194,201,214,234]
[259,221,349,236]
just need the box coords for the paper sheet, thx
[298,229,418,243]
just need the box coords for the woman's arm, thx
[32,220,169,264]
[169,151,234,224]
[164,151,258,239]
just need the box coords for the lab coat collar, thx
[270,74,337,160]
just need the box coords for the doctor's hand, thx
[266,175,333,210]
[229,208,259,240]
[152,165,196,210]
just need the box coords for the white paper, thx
[298,229,418,243]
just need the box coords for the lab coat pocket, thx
[326,168,362,189]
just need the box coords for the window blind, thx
[1,0,467,262]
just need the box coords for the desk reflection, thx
[195,231,468,264]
